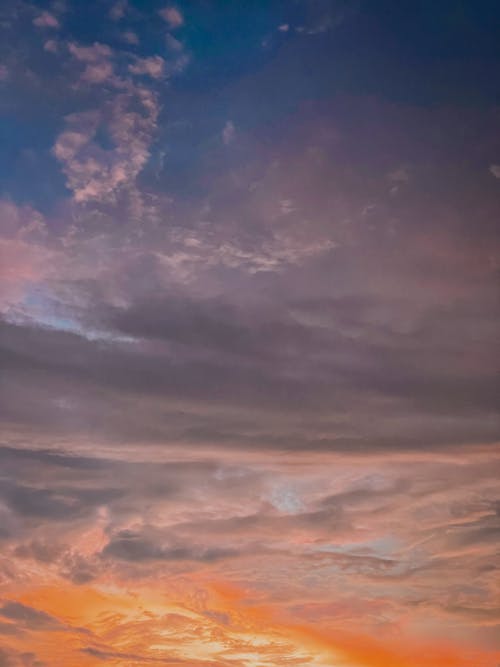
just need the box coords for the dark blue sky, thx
[2,0,500,210]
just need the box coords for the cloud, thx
[0,200,51,311]
[129,56,165,79]
[80,647,170,662]
[0,648,46,667]
[52,87,159,203]
[48,40,162,205]
[60,552,98,584]
[67,41,115,84]
[222,120,235,145]
[296,0,357,35]
[0,479,122,522]
[165,33,183,51]
[102,528,238,563]
[388,166,410,183]
[0,602,62,631]
[43,39,58,53]
[0,239,51,310]
[1,216,498,453]
[159,6,184,28]
[68,42,112,63]
[109,0,128,21]
[121,30,139,45]
[489,164,500,179]
[0,20,499,664]
[0,439,498,664]
[33,12,60,29]
[82,60,114,84]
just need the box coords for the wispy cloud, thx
[489,164,500,179]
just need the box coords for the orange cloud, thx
[208,580,500,667]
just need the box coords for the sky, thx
[0,0,499,665]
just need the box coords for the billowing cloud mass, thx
[0,1,499,666]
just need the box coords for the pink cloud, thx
[159,6,184,28]
[44,40,59,54]
[128,56,165,79]
[81,61,114,84]
[121,30,139,45]
[68,42,112,63]
[0,239,49,309]
[53,89,159,203]
[33,11,60,29]
[0,201,51,310]
[109,0,128,21]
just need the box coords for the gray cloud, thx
[0,478,122,521]
[1,275,498,453]
[0,621,22,635]
[0,601,62,631]
[0,649,45,667]
[102,528,238,563]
